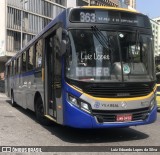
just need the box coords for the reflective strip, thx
[45,115,56,122]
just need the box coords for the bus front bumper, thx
[64,103,157,128]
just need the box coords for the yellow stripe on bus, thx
[82,6,138,13]
[67,83,156,102]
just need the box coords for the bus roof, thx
[81,6,138,13]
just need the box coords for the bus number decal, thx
[80,12,96,23]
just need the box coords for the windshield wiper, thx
[131,30,139,69]
[135,30,139,53]
[91,26,111,50]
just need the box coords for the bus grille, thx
[92,107,150,123]
[85,84,152,98]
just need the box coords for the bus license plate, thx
[116,114,132,122]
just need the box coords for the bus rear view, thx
[63,7,157,128]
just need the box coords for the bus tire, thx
[35,97,52,126]
[11,91,16,107]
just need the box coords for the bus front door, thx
[45,30,62,121]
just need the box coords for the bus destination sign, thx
[70,9,150,28]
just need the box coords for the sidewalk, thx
[0,93,7,98]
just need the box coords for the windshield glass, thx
[118,32,154,81]
[65,29,153,82]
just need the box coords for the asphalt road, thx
[0,93,160,154]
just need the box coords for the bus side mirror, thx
[60,39,66,56]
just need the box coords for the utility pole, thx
[20,0,28,50]
[20,0,23,49]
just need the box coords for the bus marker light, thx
[57,105,62,109]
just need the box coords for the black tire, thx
[35,97,52,126]
[11,91,16,107]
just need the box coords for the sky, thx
[136,0,160,19]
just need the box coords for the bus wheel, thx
[35,97,52,126]
[11,91,16,107]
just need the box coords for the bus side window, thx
[5,65,8,78]
[54,28,62,76]
[54,27,62,98]
[36,40,42,68]
[28,46,34,71]
[12,61,14,76]
[18,57,21,74]
[22,52,26,73]
[10,63,12,76]
[14,60,16,76]
[5,64,10,79]
[16,58,18,75]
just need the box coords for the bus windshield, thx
[65,29,153,82]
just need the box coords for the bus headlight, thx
[68,94,91,113]
[80,101,90,113]
[68,95,79,107]
[150,98,156,111]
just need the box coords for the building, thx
[67,0,90,7]
[67,0,119,7]
[154,17,160,57]
[153,17,160,24]
[124,0,136,9]
[0,0,66,79]
[90,0,119,7]
[150,19,160,57]
[77,0,90,6]
[152,17,160,70]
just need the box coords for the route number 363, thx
[80,12,96,22]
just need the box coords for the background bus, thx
[5,6,157,128]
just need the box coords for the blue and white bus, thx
[5,6,157,128]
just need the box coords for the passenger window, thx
[12,61,14,76]
[10,63,12,76]
[22,52,26,72]
[18,57,21,74]
[28,46,34,70]
[14,60,16,76]
[16,58,19,74]
[36,40,43,68]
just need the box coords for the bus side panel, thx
[13,74,27,109]
[16,71,44,111]
[14,75,22,106]
[25,73,35,111]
